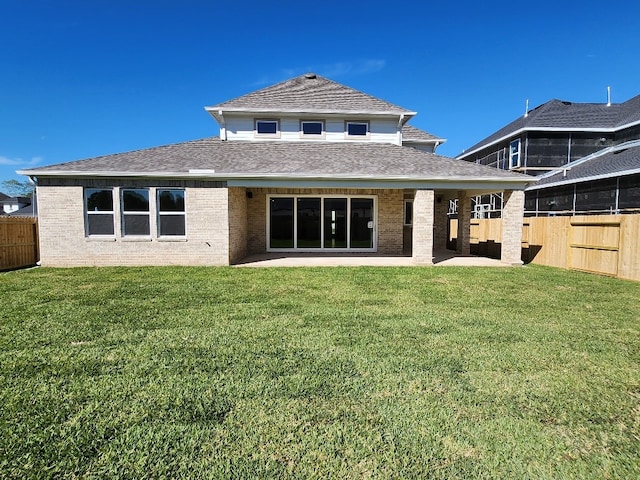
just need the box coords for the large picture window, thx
[157,189,185,237]
[85,188,114,236]
[268,195,375,251]
[121,189,150,236]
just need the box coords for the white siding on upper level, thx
[222,115,401,145]
[404,143,437,153]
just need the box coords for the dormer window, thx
[300,120,325,138]
[255,119,280,137]
[346,121,369,138]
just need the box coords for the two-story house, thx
[457,95,640,217]
[19,73,531,266]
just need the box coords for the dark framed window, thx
[509,139,521,169]
[121,189,150,236]
[301,121,324,136]
[157,189,185,236]
[404,200,413,226]
[346,121,369,137]
[255,119,279,136]
[85,188,114,236]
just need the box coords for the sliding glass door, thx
[268,195,375,251]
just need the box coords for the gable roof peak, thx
[206,73,416,118]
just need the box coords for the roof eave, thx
[457,120,640,160]
[205,106,417,118]
[19,169,533,187]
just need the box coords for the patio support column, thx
[412,189,434,265]
[433,193,448,250]
[456,191,471,255]
[501,189,525,265]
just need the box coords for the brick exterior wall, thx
[412,189,434,264]
[456,190,471,255]
[228,187,248,263]
[245,188,404,256]
[433,193,448,250]
[501,189,525,265]
[37,183,230,267]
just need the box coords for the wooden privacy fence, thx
[0,217,39,271]
[452,214,640,281]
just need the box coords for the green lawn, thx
[1,265,639,479]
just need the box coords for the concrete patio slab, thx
[234,250,510,267]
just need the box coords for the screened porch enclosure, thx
[268,195,375,251]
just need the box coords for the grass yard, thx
[0,265,639,479]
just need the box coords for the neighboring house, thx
[19,73,532,267]
[457,94,640,217]
[1,196,32,215]
[6,195,37,217]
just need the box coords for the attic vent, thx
[562,101,572,105]
[304,73,317,79]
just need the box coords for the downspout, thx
[218,110,227,141]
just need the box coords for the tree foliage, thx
[1,179,35,197]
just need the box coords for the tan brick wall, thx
[456,190,471,255]
[246,188,404,255]
[37,185,230,267]
[433,193,448,250]
[228,187,248,263]
[501,189,525,265]
[412,189,434,265]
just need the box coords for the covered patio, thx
[234,249,511,267]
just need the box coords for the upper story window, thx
[85,188,114,236]
[300,120,324,137]
[255,119,280,138]
[346,121,369,138]
[509,139,521,169]
[121,189,150,236]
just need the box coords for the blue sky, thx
[1,0,639,183]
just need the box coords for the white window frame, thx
[121,188,151,237]
[266,194,377,252]
[509,139,521,169]
[300,120,325,139]
[404,199,413,226]
[157,188,186,239]
[254,119,280,138]
[84,188,115,238]
[345,121,370,139]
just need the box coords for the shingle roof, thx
[460,94,640,158]
[21,137,530,183]
[401,125,445,143]
[208,73,416,116]
[529,142,640,189]
[0,192,9,201]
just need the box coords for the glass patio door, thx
[350,198,374,249]
[268,195,375,251]
[324,198,347,248]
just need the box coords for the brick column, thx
[501,189,525,265]
[412,189,434,265]
[433,194,448,251]
[456,191,471,255]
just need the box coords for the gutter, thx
[206,107,417,118]
[17,168,535,186]
[527,167,640,191]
